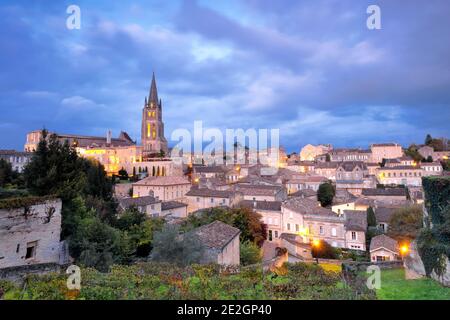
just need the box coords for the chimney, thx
[106,130,112,145]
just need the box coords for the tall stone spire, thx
[141,71,168,158]
[149,72,158,107]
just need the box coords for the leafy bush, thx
[240,241,262,266]
[387,205,423,242]
[150,224,205,266]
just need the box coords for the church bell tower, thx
[141,72,168,158]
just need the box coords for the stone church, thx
[141,72,169,159]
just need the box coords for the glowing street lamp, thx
[400,243,410,256]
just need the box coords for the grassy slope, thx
[377,269,450,300]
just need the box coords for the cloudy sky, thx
[1,0,449,152]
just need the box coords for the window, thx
[351,232,357,240]
[274,231,278,238]
[331,228,337,237]
[210,198,214,203]
[197,197,200,202]
[287,223,291,231]
[295,224,299,232]
[25,241,38,259]
[289,211,293,219]
[16,244,20,253]
[268,218,273,225]
[319,226,324,235]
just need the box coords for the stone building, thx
[0,150,32,173]
[185,188,243,213]
[376,166,423,186]
[132,176,191,201]
[299,144,332,161]
[0,197,66,269]
[192,221,241,266]
[370,143,403,163]
[420,162,443,176]
[370,234,399,262]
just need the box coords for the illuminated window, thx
[147,123,151,138]
[152,129,156,139]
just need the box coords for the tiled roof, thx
[192,220,240,250]
[239,200,282,211]
[375,207,396,223]
[119,196,159,208]
[362,188,407,197]
[379,166,421,170]
[56,132,135,148]
[289,189,317,198]
[282,198,334,216]
[315,162,339,169]
[371,143,399,147]
[344,210,367,231]
[234,184,284,196]
[186,188,236,198]
[134,176,190,186]
[287,176,327,184]
[337,161,367,172]
[161,201,187,210]
[370,234,398,253]
[194,166,226,174]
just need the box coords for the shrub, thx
[240,241,262,266]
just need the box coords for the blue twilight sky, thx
[1,0,449,153]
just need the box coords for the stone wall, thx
[0,262,67,284]
[0,199,62,269]
[404,241,450,287]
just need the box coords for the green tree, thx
[240,241,262,266]
[118,167,128,180]
[182,207,266,245]
[405,144,424,163]
[367,207,377,227]
[150,224,205,266]
[0,159,13,187]
[425,134,433,146]
[387,205,423,242]
[317,181,335,207]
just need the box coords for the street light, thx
[312,239,321,264]
[400,243,409,256]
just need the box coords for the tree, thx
[441,159,450,171]
[150,224,205,266]
[425,155,433,163]
[405,144,424,163]
[0,159,13,187]
[431,139,445,152]
[158,149,165,158]
[325,154,331,162]
[118,167,128,180]
[182,207,266,246]
[240,241,262,266]
[425,134,433,146]
[387,205,423,242]
[367,207,376,227]
[317,181,335,207]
